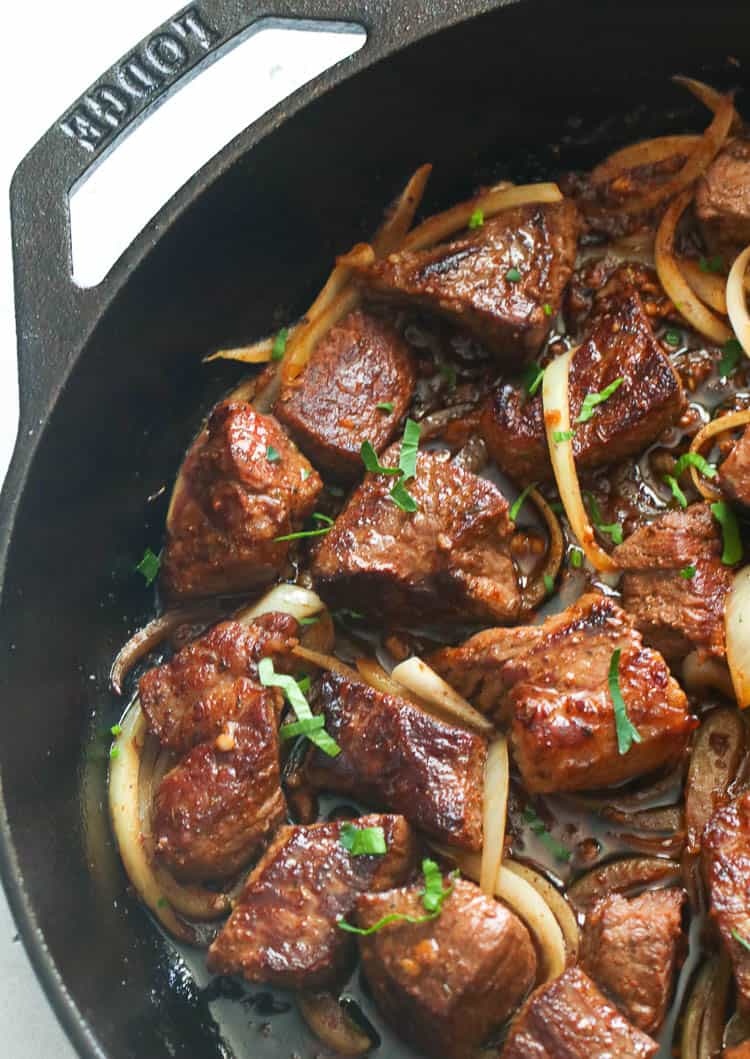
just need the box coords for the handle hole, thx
[68,18,366,288]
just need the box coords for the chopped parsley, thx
[258,657,340,757]
[543,303,553,317]
[543,573,555,595]
[719,338,743,378]
[271,327,289,361]
[280,715,326,741]
[439,362,458,389]
[509,482,538,523]
[109,745,120,760]
[521,362,545,398]
[266,445,281,462]
[338,859,457,935]
[570,547,583,569]
[673,452,717,478]
[680,564,697,580]
[506,267,522,283]
[376,401,394,413]
[135,547,160,586]
[361,442,401,476]
[664,329,682,348]
[362,419,421,513]
[301,468,311,481]
[699,254,724,274]
[664,474,688,508]
[390,477,418,512]
[274,512,334,543]
[468,207,484,229]
[339,823,387,856]
[732,929,750,953]
[522,806,571,863]
[609,648,642,755]
[584,492,623,545]
[711,501,744,565]
[552,429,575,444]
[575,377,624,424]
[399,418,421,480]
[110,724,122,737]
[298,615,320,625]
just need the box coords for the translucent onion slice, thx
[110,605,218,694]
[402,182,563,253]
[371,163,433,257]
[292,644,360,681]
[390,657,495,734]
[298,993,374,1057]
[235,583,325,624]
[727,243,750,357]
[672,75,743,131]
[541,349,618,573]
[355,657,416,700]
[590,134,700,186]
[727,565,750,708]
[521,487,565,610]
[655,189,733,345]
[688,408,750,500]
[204,335,282,365]
[678,257,728,314]
[619,92,734,214]
[449,849,565,981]
[503,860,580,960]
[682,650,735,700]
[480,737,510,896]
[109,701,196,942]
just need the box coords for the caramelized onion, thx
[727,243,750,357]
[682,650,735,699]
[727,565,750,708]
[390,657,495,734]
[542,349,618,573]
[688,408,750,500]
[686,707,745,852]
[301,609,335,654]
[567,856,680,912]
[655,189,733,345]
[678,257,729,314]
[204,335,282,365]
[110,606,218,695]
[402,183,563,253]
[673,75,743,131]
[681,954,731,1059]
[619,92,734,214]
[503,860,580,960]
[590,135,700,186]
[293,644,360,681]
[521,487,565,609]
[480,737,510,896]
[236,583,325,624]
[298,993,374,1057]
[371,163,433,256]
[355,656,416,700]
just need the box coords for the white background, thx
[0,4,360,1055]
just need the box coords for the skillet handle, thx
[8,0,493,440]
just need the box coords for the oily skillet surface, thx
[2,1,750,1056]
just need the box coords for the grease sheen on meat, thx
[274,308,416,479]
[312,444,521,624]
[354,200,580,359]
[206,815,416,988]
[695,138,750,252]
[502,966,659,1058]
[481,292,683,482]
[720,425,750,508]
[305,672,487,850]
[161,402,322,599]
[356,876,536,1059]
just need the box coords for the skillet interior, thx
[2,1,750,1056]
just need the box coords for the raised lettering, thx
[59,107,107,152]
[145,32,188,74]
[173,7,221,50]
[83,84,131,130]
[117,54,164,99]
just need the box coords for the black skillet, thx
[1,1,749,1056]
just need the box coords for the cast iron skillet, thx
[2,1,749,1055]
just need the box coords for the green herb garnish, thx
[339,823,387,856]
[664,329,681,348]
[274,512,334,542]
[258,657,340,757]
[298,615,320,625]
[664,474,688,508]
[509,482,538,523]
[280,715,326,741]
[584,492,623,545]
[570,547,583,569]
[439,362,458,389]
[399,418,421,480]
[266,445,281,462]
[361,442,401,476]
[575,377,624,424]
[390,478,418,513]
[711,501,744,565]
[552,429,575,444]
[376,401,394,413]
[680,564,697,580]
[522,807,571,863]
[338,859,457,935]
[719,339,743,377]
[135,547,160,586]
[732,929,750,952]
[543,573,555,595]
[109,745,120,760]
[110,724,122,737]
[522,362,545,398]
[609,648,642,755]
[543,303,553,317]
[301,468,311,481]
[699,254,724,274]
[673,452,717,479]
[468,208,484,229]
[506,267,522,282]
[271,327,289,360]
[361,419,421,513]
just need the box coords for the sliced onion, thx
[673,75,743,131]
[678,257,729,314]
[447,849,566,981]
[292,644,360,682]
[541,349,618,573]
[298,993,374,1057]
[655,189,733,345]
[109,701,197,942]
[390,656,495,734]
[685,707,745,852]
[727,565,750,708]
[204,335,281,366]
[619,92,734,214]
[503,860,580,960]
[567,856,680,912]
[402,183,563,253]
[727,244,750,357]
[371,163,433,257]
[682,650,735,699]
[300,610,335,655]
[480,737,510,896]
[590,134,700,186]
[689,409,750,500]
[355,656,416,700]
[681,954,731,1059]
[521,487,565,610]
[110,606,218,694]
[235,583,325,624]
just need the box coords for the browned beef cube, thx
[206,815,416,988]
[431,594,694,793]
[720,426,750,508]
[306,672,486,850]
[152,680,286,881]
[274,309,416,480]
[312,444,521,624]
[502,967,659,1059]
[580,888,685,1035]
[139,614,298,753]
[695,139,750,252]
[726,1043,750,1059]
[481,293,683,481]
[703,792,750,1012]
[614,503,736,661]
[356,876,536,1059]
[161,401,322,599]
[354,201,580,360]
[566,260,678,335]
